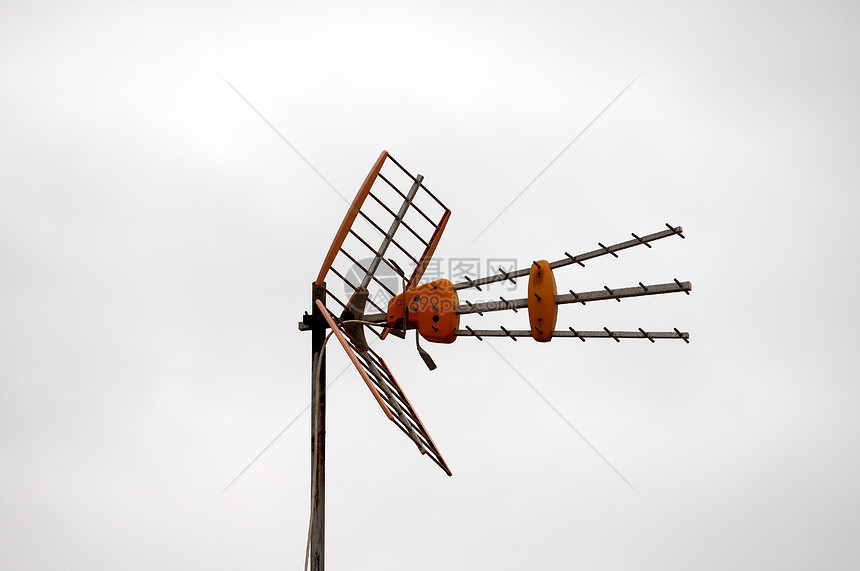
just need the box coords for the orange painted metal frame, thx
[379,360,452,474]
[314,299,393,420]
[407,209,451,290]
[315,150,389,286]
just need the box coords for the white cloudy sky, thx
[2,1,859,569]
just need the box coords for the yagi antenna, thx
[298,150,691,570]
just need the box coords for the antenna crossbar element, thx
[454,328,690,342]
[451,225,685,291]
[450,280,692,316]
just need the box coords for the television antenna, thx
[299,150,691,570]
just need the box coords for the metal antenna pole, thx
[310,283,326,571]
[296,152,689,568]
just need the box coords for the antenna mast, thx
[299,150,691,570]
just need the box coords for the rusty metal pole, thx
[310,283,326,571]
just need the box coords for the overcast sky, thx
[2,1,860,569]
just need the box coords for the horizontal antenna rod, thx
[455,280,692,316]
[455,328,690,342]
[452,224,684,291]
[358,280,691,325]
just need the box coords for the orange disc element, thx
[527,260,558,342]
[387,279,460,344]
